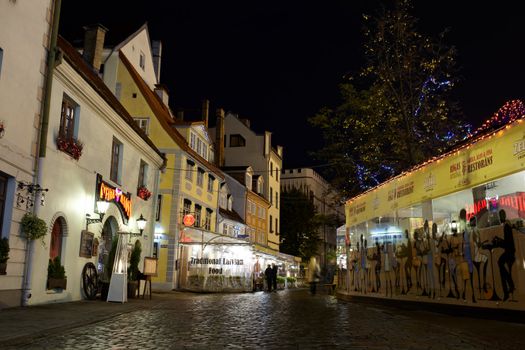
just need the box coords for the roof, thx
[221,166,251,172]
[119,51,225,179]
[219,208,245,224]
[57,36,165,161]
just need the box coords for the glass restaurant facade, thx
[342,106,525,310]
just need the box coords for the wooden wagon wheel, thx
[82,262,98,300]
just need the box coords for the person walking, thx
[271,263,278,292]
[308,257,321,295]
[265,264,274,292]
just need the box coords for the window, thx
[0,173,7,235]
[190,133,196,150]
[115,82,122,100]
[275,192,279,209]
[110,137,123,184]
[270,162,273,177]
[270,215,273,233]
[229,134,246,147]
[186,160,194,181]
[208,175,215,193]
[156,194,162,221]
[49,218,64,261]
[197,139,202,156]
[223,223,228,235]
[270,187,273,205]
[204,208,213,230]
[276,167,279,181]
[59,95,79,141]
[194,204,202,227]
[138,160,148,188]
[134,118,149,135]
[276,218,279,235]
[139,51,145,70]
[183,199,192,216]
[197,168,204,187]
[0,48,3,79]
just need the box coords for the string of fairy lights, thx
[347,99,525,203]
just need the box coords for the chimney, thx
[240,118,250,128]
[151,40,162,82]
[82,24,108,72]
[177,110,184,121]
[202,99,210,128]
[216,108,225,167]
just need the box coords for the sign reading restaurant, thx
[449,148,493,179]
[95,173,132,223]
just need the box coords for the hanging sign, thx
[95,174,132,223]
[183,214,195,226]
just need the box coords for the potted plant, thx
[21,213,47,245]
[0,237,9,275]
[47,256,67,290]
[127,240,142,298]
[56,135,83,160]
[137,186,152,201]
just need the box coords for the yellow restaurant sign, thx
[96,174,132,222]
[346,119,525,226]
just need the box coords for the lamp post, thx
[86,200,110,229]
[135,214,147,236]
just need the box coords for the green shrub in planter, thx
[21,213,47,245]
[47,256,67,290]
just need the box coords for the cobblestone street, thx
[4,289,525,349]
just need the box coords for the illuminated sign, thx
[466,192,525,220]
[183,214,195,226]
[95,174,132,223]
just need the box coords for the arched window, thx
[49,218,64,260]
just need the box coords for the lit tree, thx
[310,0,468,198]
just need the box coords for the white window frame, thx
[197,168,204,187]
[134,118,149,135]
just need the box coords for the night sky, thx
[58,0,525,169]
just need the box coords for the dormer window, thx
[230,134,245,147]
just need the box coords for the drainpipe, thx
[149,162,163,257]
[22,0,62,307]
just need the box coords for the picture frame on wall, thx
[79,230,94,258]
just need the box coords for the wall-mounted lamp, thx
[130,214,147,237]
[86,200,110,230]
[450,220,458,234]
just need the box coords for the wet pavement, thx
[2,288,525,349]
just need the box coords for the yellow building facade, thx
[114,50,222,290]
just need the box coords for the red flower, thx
[56,135,83,160]
[137,186,152,201]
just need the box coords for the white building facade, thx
[24,35,164,305]
[209,113,283,253]
[0,0,54,308]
